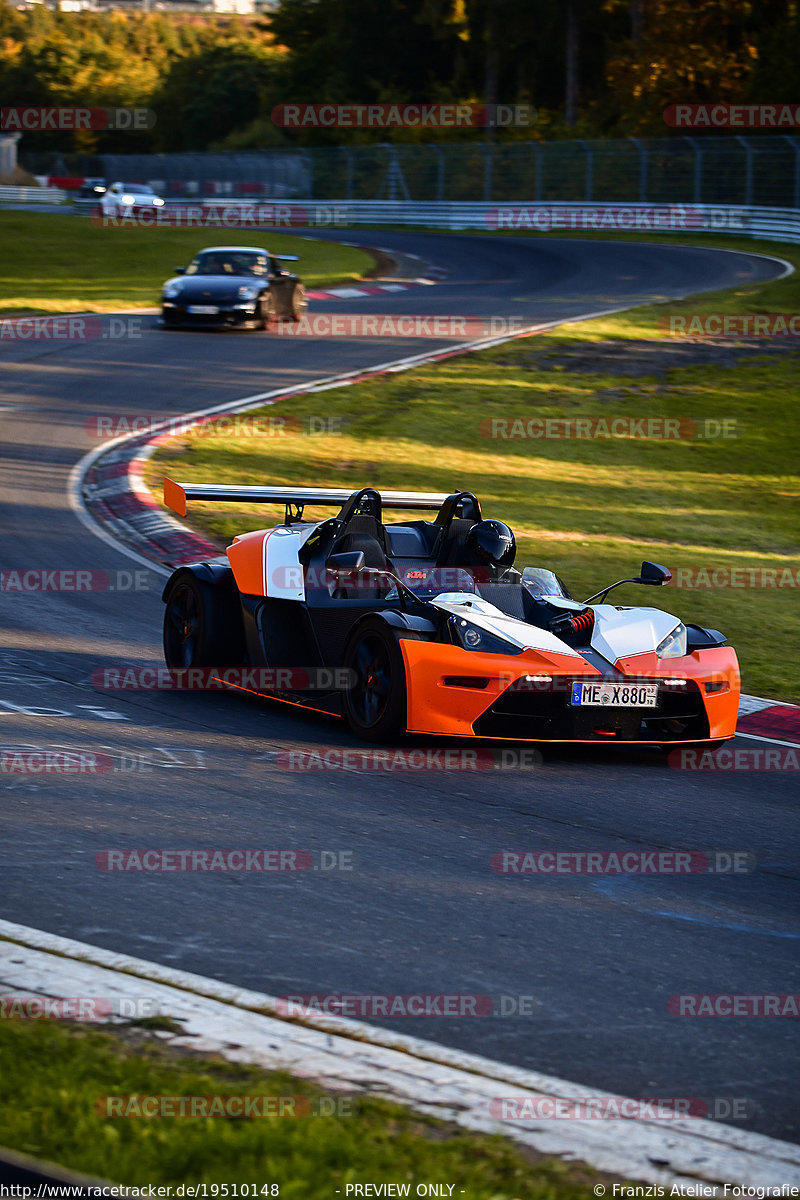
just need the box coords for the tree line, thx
[1,0,797,155]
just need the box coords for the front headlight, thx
[449,615,524,656]
[237,285,259,299]
[657,622,687,659]
[163,283,182,299]
[153,198,165,206]
[121,194,136,206]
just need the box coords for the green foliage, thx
[152,38,282,152]
[0,0,796,150]
[0,3,281,153]
[0,1019,608,1197]
[3,0,796,152]
[0,211,373,312]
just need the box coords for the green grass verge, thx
[0,212,374,313]
[148,233,800,702]
[0,1019,609,1196]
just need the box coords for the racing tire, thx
[342,618,409,742]
[163,575,245,670]
[263,291,278,323]
[253,298,267,330]
[290,283,307,322]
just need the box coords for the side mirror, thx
[636,561,671,586]
[325,550,365,579]
[174,267,185,275]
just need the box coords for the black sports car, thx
[160,246,307,329]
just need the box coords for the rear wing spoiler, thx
[273,253,299,261]
[164,478,450,518]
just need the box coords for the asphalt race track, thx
[1,232,798,1142]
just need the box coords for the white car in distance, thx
[101,182,165,217]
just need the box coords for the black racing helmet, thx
[464,519,516,570]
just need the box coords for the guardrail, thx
[0,184,66,203]
[70,197,800,244]
[240,200,799,243]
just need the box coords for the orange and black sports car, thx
[161,480,740,746]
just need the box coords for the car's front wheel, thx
[342,618,408,742]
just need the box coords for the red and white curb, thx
[307,279,443,300]
[305,244,447,298]
[736,694,800,744]
[2,920,799,1187]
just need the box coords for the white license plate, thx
[187,305,219,315]
[571,681,658,708]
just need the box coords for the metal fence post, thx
[532,142,543,201]
[481,142,493,202]
[685,137,703,204]
[630,137,647,202]
[735,136,754,205]
[578,139,593,201]
[299,149,313,200]
[339,147,353,201]
[433,144,445,202]
[378,144,411,201]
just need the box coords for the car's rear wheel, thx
[163,576,244,669]
[342,618,408,742]
[290,283,307,322]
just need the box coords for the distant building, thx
[16,0,276,11]
[209,0,256,11]
[17,0,277,10]
[0,133,21,176]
